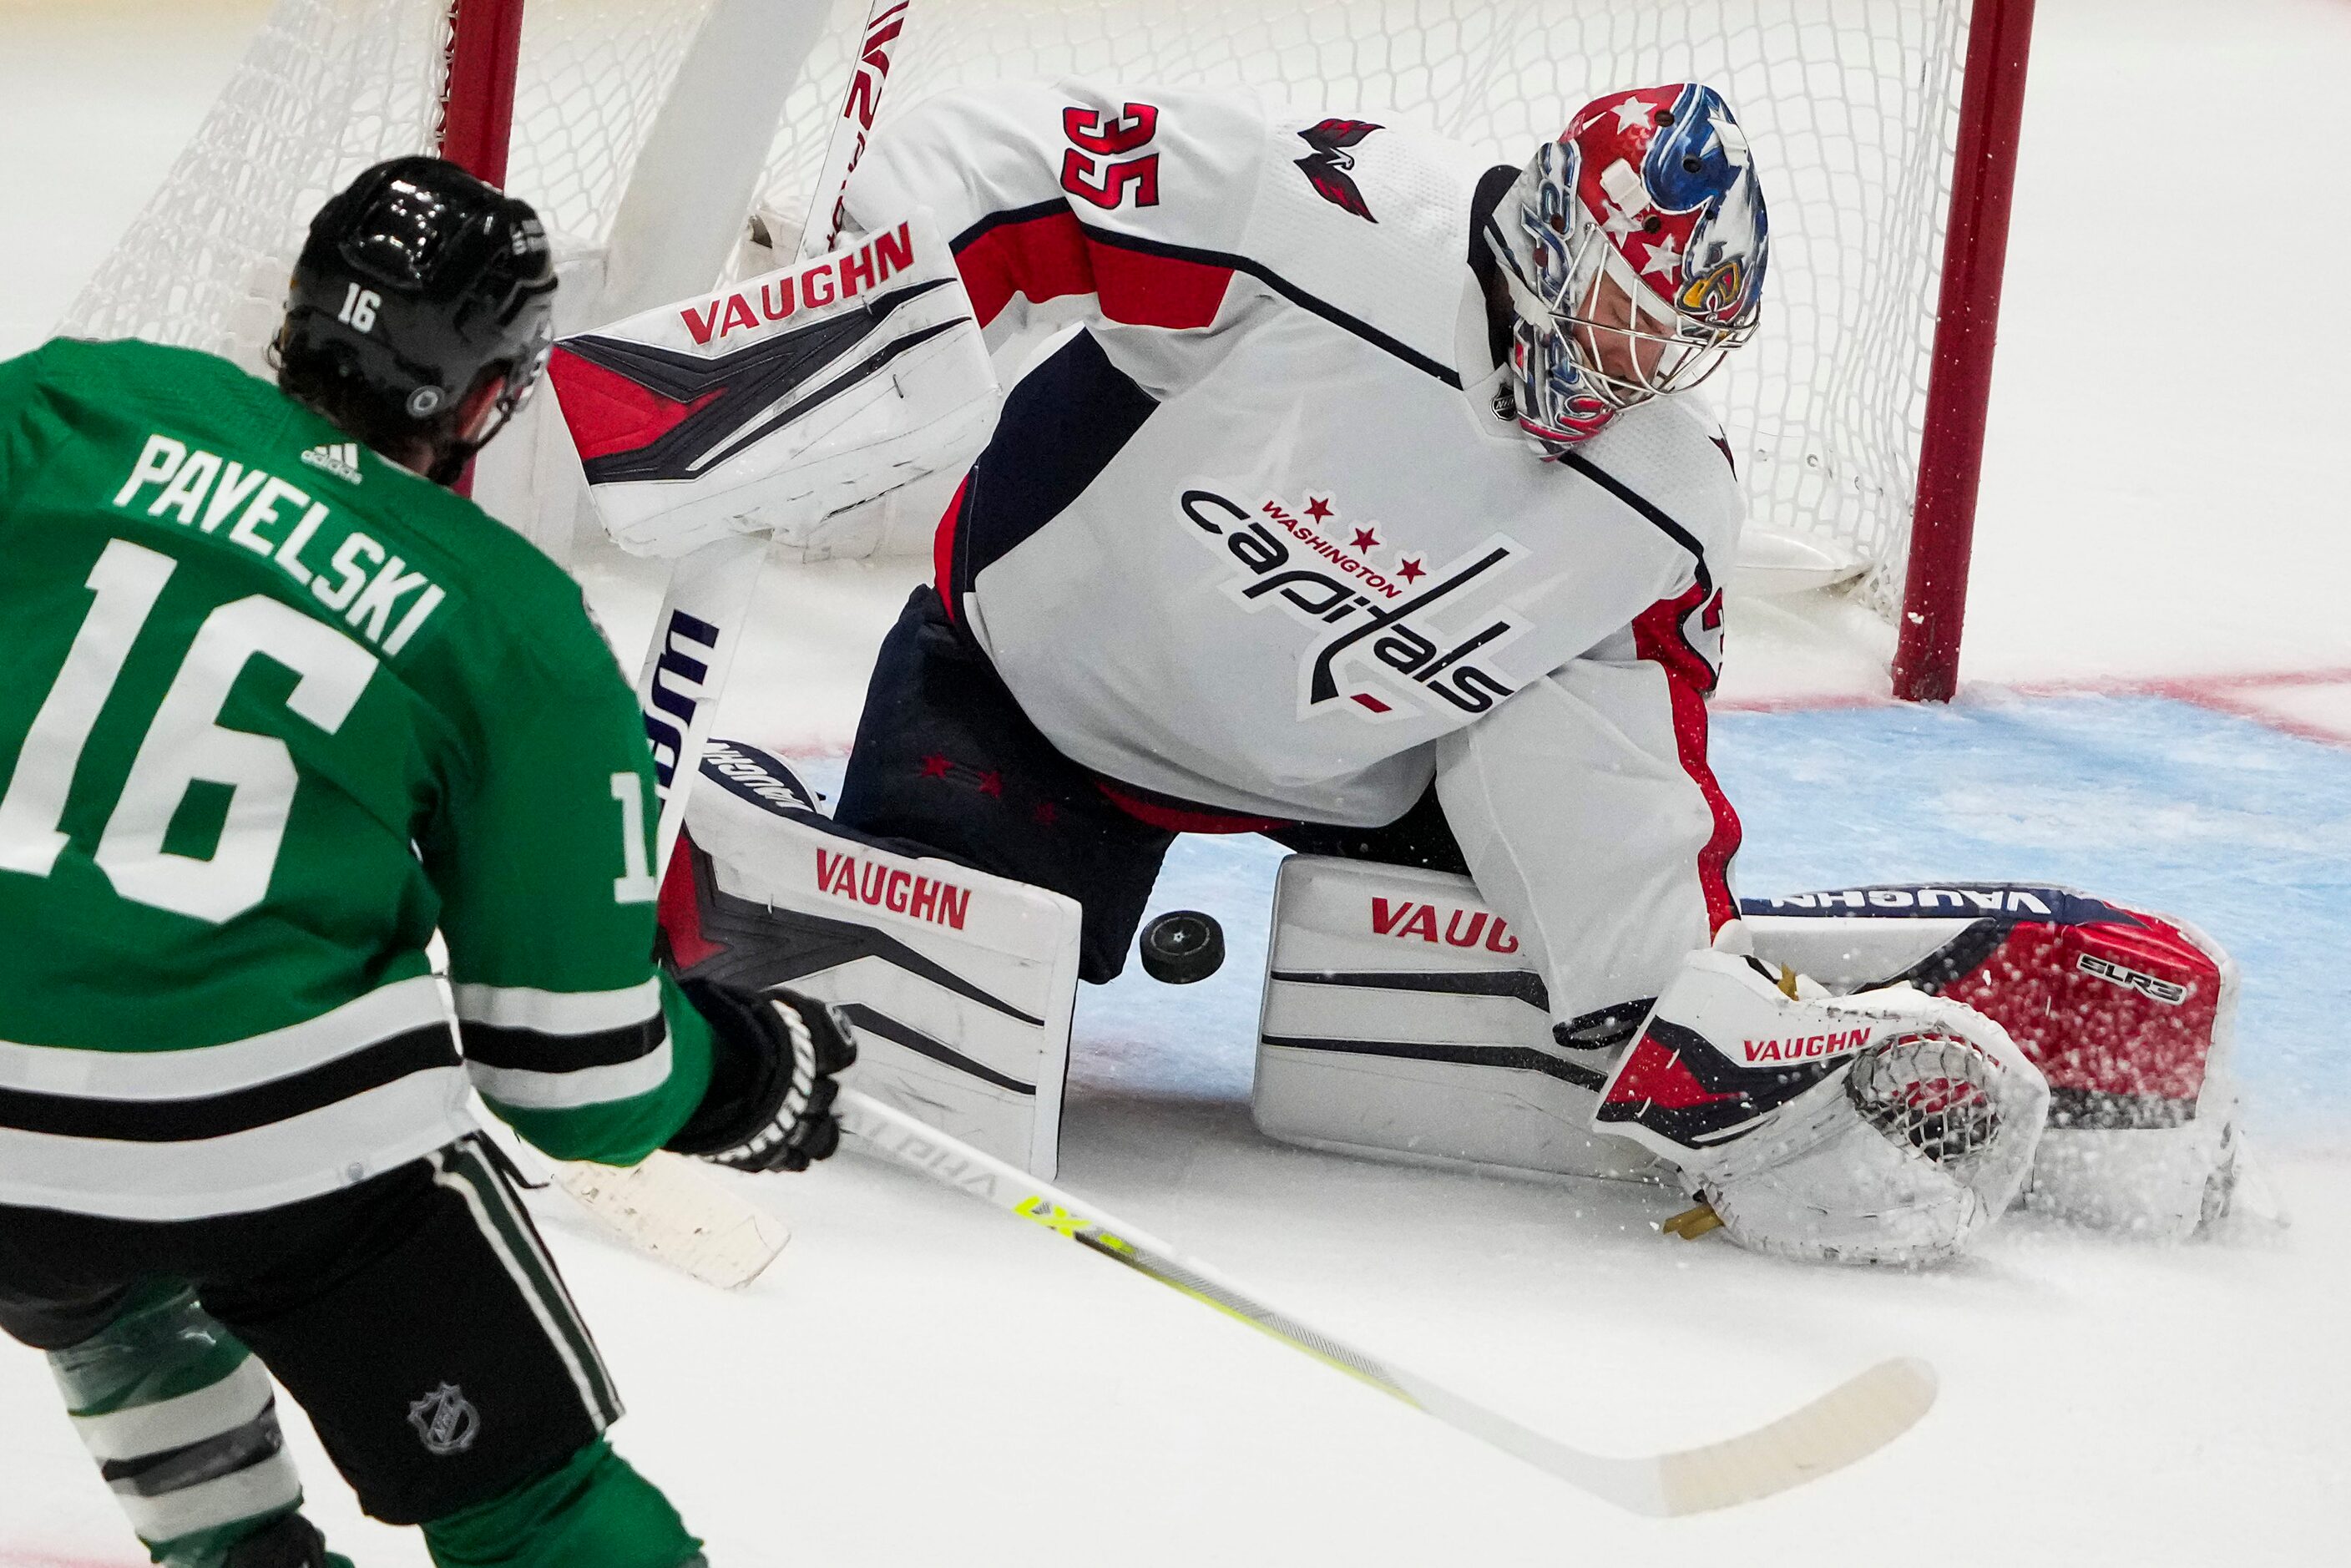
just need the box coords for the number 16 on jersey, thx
[0,536,377,923]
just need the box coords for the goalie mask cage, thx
[63,0,2034,702]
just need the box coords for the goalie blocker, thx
[656,741,1079,1177]
[1259,858,2239,1249]
[546,211,999,566]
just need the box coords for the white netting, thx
[63,0,454,367]
[503,1,711,248]
[63,0,705,364]
[1848,1029,2007,1166]
[761,0,1968,610]
[64,0,1969,613]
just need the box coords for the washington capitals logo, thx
[1293,119,1382,221]
[1177,487,1530,719]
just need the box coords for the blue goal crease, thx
[787,695,2351,1141]
[1709,695,2349,1143]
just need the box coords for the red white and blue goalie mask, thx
[1486,83,1768,455]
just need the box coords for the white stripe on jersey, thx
[0,1070,473,1220]
[451,977,664,1034]
[0,974,447,1099]
[467,1038,675,1111]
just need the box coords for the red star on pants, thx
[978,770,1004,797]
[1397,556,1425,583]
[1033,802,1059,825]
[919,755,952,778]
[1302,497,1332,521]
[1351,527,1379,553]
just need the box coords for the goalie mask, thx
[1486,83,1768,455]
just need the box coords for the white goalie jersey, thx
[842,79,1747,1029]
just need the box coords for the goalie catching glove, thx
[665,978,857,1172]
[1596,925,2050,1265]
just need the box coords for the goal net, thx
[63,0,1996,647]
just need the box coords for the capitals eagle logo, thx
[1293,119,1382,221]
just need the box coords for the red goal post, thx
[71,0,2038,703]
[440,0,528,191]
[1895,0,2036,701]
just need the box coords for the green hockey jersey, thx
[0,336,712,1219]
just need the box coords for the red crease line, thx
[1716,667,2351,747]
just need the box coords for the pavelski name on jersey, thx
[1177,484,1530,721]
[110,433,443,655]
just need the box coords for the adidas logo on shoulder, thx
[299,441,364,484]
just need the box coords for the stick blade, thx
[1649,1355,1938,1515]
[554,1152,790,1290]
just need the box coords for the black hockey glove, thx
[664,977,857,1172]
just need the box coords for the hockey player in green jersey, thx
[0,159,852,1567]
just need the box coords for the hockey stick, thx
[798,0,911,260]
[839,1088,1936,1515]
[526,532,781,1288]
[545,0,927,1285]
[548,1156,789,1292]
[637,535,768,879]
[478,1105,790,1292]
[635,0,916,880]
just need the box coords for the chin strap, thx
[424,444,476,488]
[422,397,520,488]
[424,350,549,488]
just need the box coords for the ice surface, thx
[787,693,2351,1143]
[5,1,2350,1563]
[1716,698,2351,1143]
[16,695,2344,1565]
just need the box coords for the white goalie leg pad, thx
[1596,929,2052,1265]
[2020,911,2243,1237]
[665,742,1080,1177]
[1253,856,1666,1182]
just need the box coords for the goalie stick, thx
[838,1087,1937,1515]
[635,0,916,881]
[543,0,926,1287]
[800,0,910,260]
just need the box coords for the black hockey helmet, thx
[274,155,557,480]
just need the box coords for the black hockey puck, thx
[1139,909,1225,984]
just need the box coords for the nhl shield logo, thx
[407,1382,481,1456]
